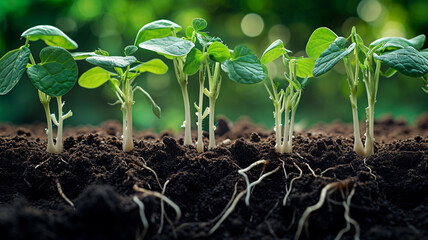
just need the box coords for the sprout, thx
[135,20,195,146]
[261,40,315,154]
[307,26,428,156]
[77,46,166,152]
[0,25,78,153]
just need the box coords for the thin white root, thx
[320,164,350,176]
[303,162,318,177]
[133,196,149,240]
[238,160,280,206]
[209,189,247,235]
[158,180,173,234]
[283,161,303,206]
[133,184,182,223]
[295,181,341,240]
[55,178,74,208]
[139,157,163,190]
[335,187,360,240]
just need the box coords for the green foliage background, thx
[0,0,427,132]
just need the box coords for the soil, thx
[0,114,427,240]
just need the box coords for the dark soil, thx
[0,115,427,240]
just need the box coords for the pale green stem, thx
[40,91,55,153]
[274,104,282,153]
[208,97,216,150]
[363,60,380,156]
[196,69,205,153]
[344,57,364,155]
[122,102,134,152]
[180,83,192,145]
[55,96,64,153]
[286,107,296,153]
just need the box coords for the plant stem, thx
[180,83,192,145]
[55,96,64,153]
[122,102,134,152]
[363,59,380,156]
[196,66,205,153]
[274,104,282,153]
[40,91,55,153]
[286,106,296,153]
[208,97,216,150]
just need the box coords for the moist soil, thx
[0,115,427,240]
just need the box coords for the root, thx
[264,200,280,239]
[238,159,280,206]
[55,178,74,208]
[209,189,247,235]
[35,157,51,169]
[283,161,303,206]
[133,184,182,223]
[139,157,162,190]
[295,179,352,240]
[335,187,360,240]
[303,162,318,177]
[363,158,377,181]
[158,179,173,234]
[133,196,149,240]
[320,164,350,176]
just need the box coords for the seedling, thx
[307,27,428,156]
[0,25,78,153]
[135,20,195,145]
[261,40,315,154]
[77,47,166,152]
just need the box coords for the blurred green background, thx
[0,0,427,132]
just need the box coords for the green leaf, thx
[306,27,338,59]
[71,52,97,60]
[295,58,315,78]
[261,39,290,64]
[130,59,168,74]
[86,55,137,68]
[27,46,78,97]
[221,45,264,84]
[134,20,182,45]
[197,33,222,47]
[78,67,112,89]
[138,36,195,57]
[374,47,428,77]
[185,26,194,38]
[21,25,78,50]
[0,47,30,95]
[124,45,138,56]
[370,34,426,51]
[207,42,230,62]
[183,48,204,75]
[313,37,356,77]
[192,18,207,31]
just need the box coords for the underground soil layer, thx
[0,115,427,240]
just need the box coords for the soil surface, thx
[0,115,427,240]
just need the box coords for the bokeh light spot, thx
[381,21,406,37]
[241,13,264,37]
[268,24,290,45]
[357,0,382,22]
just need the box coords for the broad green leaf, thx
[374,47,428,77]
[86,55,137,68]
[71,52,97,60]
[207,42,230,62]
[197,33,222,47]
[261,39,290,64]
[295,58,315,78]
[0,47,30,95]
[134,20,182,45]
[27,46,78,97]
[306,27,338,59]
[313,37,356,77]
[192,18,207,31]
[183,48,204,75]
[370,35,426,51]
[185,26,194,38]
[221,45,264,84]
[124,45,138,56]
[138,36,194,57]
[21,25,78,50]
[78,67,112,89]
[130,59,168,74]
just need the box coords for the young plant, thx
[182,18,231,152]
[135,20,195,145]
[184,28,264,150]
[77,47,166,152]
[261,40,315,154]
[307,27,428,156]
[0,25,78,153]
